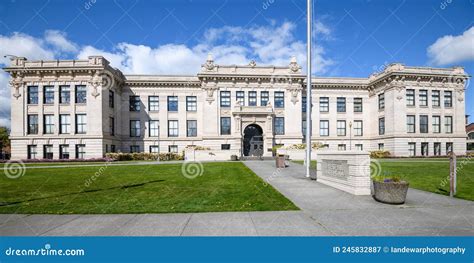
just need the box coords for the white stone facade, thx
[3,55,469,160]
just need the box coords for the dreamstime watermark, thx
[83,159,113,188]
[3,160,26,179]
[181,161,204,179]
[5,243,85,257]
[84,0,97,10]
[439,155,472,189]
[263,167,283,186]
[262,0,275,10]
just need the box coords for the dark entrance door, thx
[243,124,263,156]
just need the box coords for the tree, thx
[0,127,10,154]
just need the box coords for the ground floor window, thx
[169,145,178,153]
[338,144,346,151]
[150,146,159,153]
[27,145,37,159]
[44,145,53,159]
[355,144,363,151]
[421,143,429,156]
[130,145,140,153]
[221,144,230,150]
[408,143,416,156]
[378,143,384,150]
[59,144,70,159]
[220,117,231,135]
[446,142,453,154]
[434,142,441,156]
[111,145,116,153]
[76,144,86,159]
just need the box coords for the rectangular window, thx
[75,114,87,134]
[167,96,178,111]
[59,144,69,159]
[60,86,70,104]
[302,96,307,112]
[419,90,428,106]
[220,117,231,135]
[27,114,38,134]
[130,145,140,153]
[109,117,115,136]
[236,91,245,105]
[432,116,440,133]
[221,144,230,150]
[407,115,416,133]
[27,145,37,159]
[75,85,87,103]
[148,96,159,111]
[337,120,346,136]
[338,144,346,151]
[149,120,159,137]
[445,116,453,133]
[76,144,86,159]
[355,144,363,151]
[274,117,285,135]
[150,146,159,153]
[378,93,385,110]
[129,96,141,111]
[60,114,71,134]
[261,91,269,106]
[168,120,178,137]
[43,86,54,104]
[379,117,385,135]
[110,145,116,153]
[130,120,141,137]
[434,142,441,156]
[43,145,53,159]
[320,120,329,136]
[353,120,363,136]
[420,115,428,133]
[27,86,38,104]
[337,97,346,112]
[406,89,415,106]
[44,114,55,134]
[354,98,363,112]
[378,143,384,150]
[187,120,197,137]
[169,145,178,153]
[444,91,452,107]
[421,143,429,156]
[274,91,284,108]
[248,91,257,106]
[109,90,114,108]
[432,90,440,107]
[186,96,197,111]
[319,97,329,112]
[446,142,453,154]
[220,91,231,107]
[408,142,416,156]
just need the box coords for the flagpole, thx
[305,0,312,178]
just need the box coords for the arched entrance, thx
[243,124,264,156]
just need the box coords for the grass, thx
[0,160,158,167]
[291,160,317,169]
[0,162,298,214]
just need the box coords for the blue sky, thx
[0,0,473,126]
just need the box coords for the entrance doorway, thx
[243,124,263,156]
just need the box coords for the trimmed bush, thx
[105,152,184,161]
[369,150,391,158]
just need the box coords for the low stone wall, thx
[184,149,240,161]
[316,151,371,195]
[276,149,318,160]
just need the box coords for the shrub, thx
[369,150,391,158]
[105,152,183,161]
[372,175,403,183]
[284,142,326,150]
[185,145,211,151]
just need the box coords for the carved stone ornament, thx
[249,60,257,68]
[202,53,216,71]
[289,56,301,73]
[456,89,464,102]
[289,88,300,104]
[10,80,21,99]
[89,78,101,98]
[204,85,218,104]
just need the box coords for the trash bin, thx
[276,154,286,168]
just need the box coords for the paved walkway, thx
[0,160,472,236]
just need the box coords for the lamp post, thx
[305,0,313,178]
[349,121,352,150]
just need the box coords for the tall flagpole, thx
[305,0,312,178]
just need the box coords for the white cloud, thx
[427,26,474,66]
[44,30,78,53]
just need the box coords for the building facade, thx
[3,55,469,160]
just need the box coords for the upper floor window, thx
[186,96,197,111]
[354,98,363,112]
[445,116,453,133]
[353,120,363,136]
[378,117,385,135]
[274,117,285,135]
[129,96,140,111]
[220,117,231,135]
[130,120,141,137]
[149,120,159,137]
[236,91,245,105]
[27,114,38,134]
[168,120,178,137]
[274,91,284,108]
[378,93,385,110]
[248,91,257,106]
[444,91,452,107]
[419,115,428,133]
[406,89,415,106]
[468,132,474,140]
[187,120,197,137]
[60,86,70,104]
[432,90,440,107]
[109,90,114,108]
[148,96,159,111]
[44,114,55,134]
[220,91,231,107]
[407,115,415,133]
[44,86,54,104]
[320,120,329,136]
[167,96,178,112]
[261,91,269,106]
[75,114,87,134]
[419,90,428,106]
[320,97,329,112]
[337,97,346,112]
[75,85,87,104]
[27,86,38,104]
[432,116,440,133]
[337,120,346,136]
[60,114,71,134]
[302,96,307,112]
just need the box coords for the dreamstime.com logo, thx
[3,160,26,179]
[181,161,204,179]
[5,243,85,257]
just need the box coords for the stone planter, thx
[231,155,238,161]
[373,180,409,204]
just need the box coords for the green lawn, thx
[291,160,317,169]
[0,162,298,214]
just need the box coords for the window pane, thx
[75,85,87,103]
[168,120,178,137]
[167,96,178,111]
[320,97,329,112]
[148,96,159,111]
[220,117,231,135]
[60,86,70,104]
[337,97,346,112]
[275,117,285,135]
[186,96,197,111]
[274,91,284,108]
[220,91,231,107]
[261,91,269,106]
[187,120,197,137]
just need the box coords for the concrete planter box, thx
[373,181,409,204]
